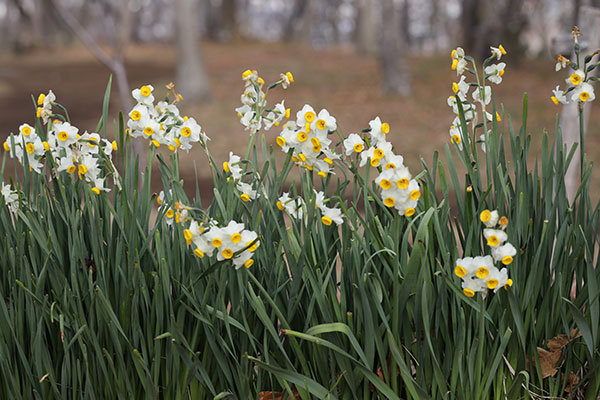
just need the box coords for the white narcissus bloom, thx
[315,109,337,132]
[242,69,258,86]
[461,276,488,297]
[277,192,307,220]
[38,90,56,123]
[571,82,595,103]
[491,243,517,265]
[490,45,507,60]
[447,93,470,115]
[453,75,470,96]
[78,132,102,154]
[484,63,506,84]
[280,71,294,89]
[480,209,499,227]
[449,125,463,149]
[451,47,468,74]
[472,86,491,105]
[178,118,202,151]
[454,257,477,278]
[359,146,379,167]
[236,181,257,202]
[263,101,286,131]
[320,205,343,226]
[132,85,155,105]
[567,70,585,87]
[472,255,495,279]
[52,122,79,148]
[368,116,390,145]
[223,152,243,180]
[483,228,508,247]
[241,86,263,106]
[128,105,152,130]
[383,153,404,170]
[19,123,35,137]
[235,104,251,119]
[551,86,568,105]
[240,109,261,132]
[296,104,317,129]
[139,118,161,140]
[1,183,19,212]
[487,267,510,292]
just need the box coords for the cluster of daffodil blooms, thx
[3,91,119,194]
[223,151,260,202]
[448,45,506,152]
[184,219,260,269]
[233,71,421,218]
[1,182,20,213]
[235,69,292,133]
[127,84,209,151]
[156,190,260,269]
[551,28,598,105]
[454,209,516,297]
[345,117,420,216]
[275,104,341,177]
[277,190,344,226]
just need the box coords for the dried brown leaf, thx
[258,387,300,400]
[547,334,569,351]
[564,371,580,393]
[537,347,561,379]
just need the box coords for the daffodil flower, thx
[367,117,390,145]
[566,70,584,87]
[280,71,294,89]
[483,228,508,247]
[491,243,517,265]
[236,181,257,202]
[490,45,507,60]
[472,86,492,106]
[571,82,595,103]
[551,86,568,105]
[1,183,19,212]
[223,152,243,180]
[132,85,155,105]
[484,63,506,85]
[480,209,499,227]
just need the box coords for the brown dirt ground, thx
[1,40,599,203]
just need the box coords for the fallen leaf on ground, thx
[526,329,581,379]
[258,387,300,400]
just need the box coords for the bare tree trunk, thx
[49,0,147,167]
[401,0,410,48]
[563,6,600,202]
[283,0,305,41]
[329,0,342,45]
[174,0,211,102]
[380,0,411,96]
[356,0,377,54]
[299,0,315,44]
[283,0,313,43]
[222,0,238,40]
[50,0,132,110]
[461,0,479,51]
[8,0,32,53]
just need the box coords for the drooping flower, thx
[551,86,568,105]
[280,71,294,89]
[490,45,507,60]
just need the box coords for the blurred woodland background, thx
[1,0,599,201]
